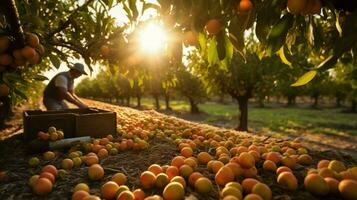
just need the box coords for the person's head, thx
[69,63,87,79]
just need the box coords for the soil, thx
[0,99,356,200]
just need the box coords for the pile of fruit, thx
[0,100,356,200]
[37,126,64,141]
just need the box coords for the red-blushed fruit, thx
[324,177,339,194]
[148,164,163,175]
[263,160,277,172]
[205,19,222,35]
[252,183,272,200]
[197,152,213,164]
[317,160,330,169]
[195,177,213,194]
[189,172,204,186]
[140,171,156,189]
[281,156,296,169]
[40,172,55,184]
[32,177,53,195]
[276,166,293,175]
[242,167,258,178]
[133,189,145,200]
[42,165,58,177]
[163,182,185,200]
[277,172,298,191]
[21,46,36,59]
[338,179,357,200]
[304,173,329,196]
[265,152,282,164]
[72,190,90,200]
[171,156,185,168]
[111,172,127,185]
[61,158,74,170]
[215,166,235,186]
[242,178,259,193]
[88,164,104,180]
[83,195,101,200]
[166,166,179,180]
[225,162,244,177]
[181,147,193,158]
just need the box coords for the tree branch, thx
[45,0,95,39]
[2,0,25,48]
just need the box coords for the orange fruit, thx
[287,0,307,14]
[276,166,293,175]
[28,175,40,187]
[40,172,55,184]
[197,152,213,164]
[183,31,198,46]
[61,158,74,170]
[181,147,193,158]
[140,171,156,189]
[304,173,329,196]
[179,164,193,178]
[171,156,185,168]
[156,173,169,188]
[133,189,145,200]
[188,172,204,186]
[277,172,298,191]
[239,0,253,12]
[72,191,90,200]
[88,164,104,180]
[243,194,263,200]
[73,183,90,192]
[0,54,12,65]
[242,178,259,193]
[170,176,187,188]
[324,177,339,194]
[32,177,53,195]
[101,181,119,200]
[85,155,99,166]
[338,179,357,200]
[206,19,222,35]
[317,160,330,169]
[117,190,135,200]
[21,46,36,59]
[221,186,243,199]
[42,165,58,177]
[252,183,272,200]
[215,166,235,186]
[166,166,179,180]
[97,149,108,159]
[263,160,277,172]
[148,164,163,175]
[26,33,40,47]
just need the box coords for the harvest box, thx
[23,108,116,140]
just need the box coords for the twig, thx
[2,0,25,48]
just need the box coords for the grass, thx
[138,98,357,138]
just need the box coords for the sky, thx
[43,0,159,86]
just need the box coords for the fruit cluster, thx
[37,126,64,141]
[0,33,44,68]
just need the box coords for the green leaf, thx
[291,70,317,87]
[128,0,138,20]
[13,88,28,100]
[207,37,219,65]
[198,33,207,55]
[278,46,292,67]
[335,11,343,37]
[33,74,48,81]
[49,54,61,69]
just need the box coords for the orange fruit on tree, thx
[21,46,36,59]
[32,177,53,195]
[205,19,222,35]
[0,84,10,97]
[0,36,10,53]
[101,181,119,200]
[287,0,307,14]
[0,54,12,65]
[88,164,104,180]
[239,0,253,12]
[26,33,40,47]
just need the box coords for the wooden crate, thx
[23,108,116,140]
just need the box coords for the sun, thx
[138,23,167,53]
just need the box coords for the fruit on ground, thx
[40,172,55,183]
[43,151,56,160]
[166,166,179,180]
[243,194,263,200]
[324,177,339,194]
[287,0,307,14]
[171,156,185,168]
[262,160,277,172]
[42,165,58,177]
[328,160,346,173]
[188,172,204,186]
[221,186,243,199]
[304,173,329,196]
[252,183,272,200]
[195,177,213,194]
[238,152,255,169]
[140,171,156,189]
[206,19,222,35]
[163,182,185,200]
[215,166,235,186]
[317,160,330,169]
[85,155,99,166]
[148,164,163,175]
[226,182,243,192]
[32,177,53,195]
[179,164,193,178]
[111,172,127,185]
[277,172,298,191]
[133,189,145,200]
[197,152,213,164]
[0,36,10,53]
[73,183,90,192]
[117,190,135,200]
[88,164,104,180]
[156,173,169,188]
[242,178,259,193]
[29,157,40,167]
[28,175,40,187]
[61,158,74,170]
[101,181,119,200]
[170,176,186,188]
[72,191,90,200]
[338,179,357,200]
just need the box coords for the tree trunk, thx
[336,97,341,107]
[237,96,248,131]
[351,99,356,112]
[137,96,141,108]
[313,95,319,108]
[126,97,130,106]
[189,98,199,114]
[154,95,160,110]
[219,95,225,104]
[257,97,265,108]
[165,93,171,110]
[287,96,296,106]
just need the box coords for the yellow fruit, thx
[243,194,263,200]
[117,191,135,200]
[328,160,346,173]
[156,173,169,188]
[226,182,243,192]
[73,183,90,192]
[111,172,127,185]
[29,157,40,167]
[221,186,243,199]
[252,183,272,200]
[72,157,82,167]
[170,176,186,188]
[163,182,185,200]
[28,175,40,187]
[88,164,104,180]
[101,181,119,200]
[43,151,55,161]
[277,172,298,191]
[195,177,213,194]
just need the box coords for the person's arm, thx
[58,87,87,108]
[68,89,88,107]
